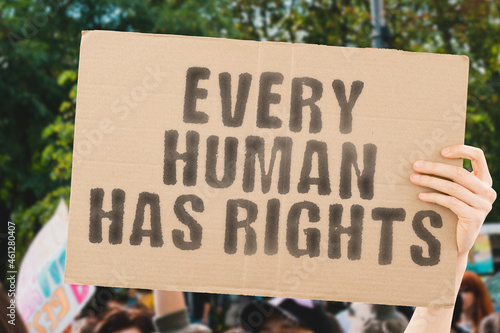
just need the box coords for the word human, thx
[88,67,444,267]
[164,131,377,197]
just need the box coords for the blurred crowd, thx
[3,270,500,333]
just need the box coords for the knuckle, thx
[480,209,490,222]
[447,196,459,207]
[454,166,468,179]
[485,201,493,213]
[488,188,497,202]
[472,146,484,158]
[446,181,461,194]
[478,198,493,214]
[480,183,497,202]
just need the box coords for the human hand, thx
[410,145,496,254]
[405,145,495,333]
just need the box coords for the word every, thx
[183,67,364,134]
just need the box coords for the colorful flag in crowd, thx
[16,199,95,333]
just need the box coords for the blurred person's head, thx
[240,298,342,333]
[94,309,154,333]
[460,271,494,329]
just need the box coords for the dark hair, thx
[241,299,341,333]
[325,312,344,333]
[95,309,154,333]
[451,291,463,331]
[460,271,494,329]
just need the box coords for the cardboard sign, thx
[65,30,469,307]
[17,200,95,333]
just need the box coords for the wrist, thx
[455,251,468,293]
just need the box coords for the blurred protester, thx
[239,297,343,333]
[186,292,212,326]
[334,303,407,333]
[138,290,155,310]
[217,294,254,329]
[456,271,494,333]
[126,289,141,307]
[154,290,211,333]
[67,287,162,333]
[334,302,352,332]
[362,305,407,333]
[94,308,155,333]
[122,289,154,310]
[155,291,343,333]
[478,312,500,333]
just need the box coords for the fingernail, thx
[411,173,421,180]
[442,148,450,155]
[414,161,423,169]
[419,192,427,198]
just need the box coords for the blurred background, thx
[1,0,500,332]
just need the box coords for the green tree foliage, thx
[1,0,499,282]
[0,0,238,281]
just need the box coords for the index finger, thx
[442,145,493,186]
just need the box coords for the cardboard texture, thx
[65,30,469,308]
